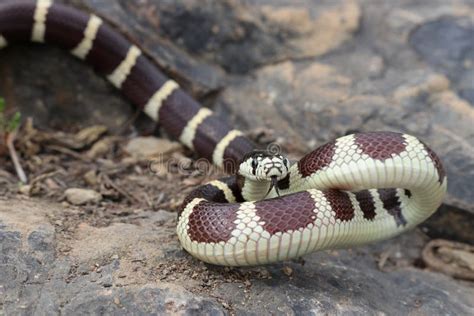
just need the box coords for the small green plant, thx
[0,97,21,134]
[0,97,27,183]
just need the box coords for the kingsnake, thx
[0,0,447,266]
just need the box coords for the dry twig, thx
[101,173,141,204]
[6,131,27,183]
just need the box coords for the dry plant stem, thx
[6,131,27,183]
[422,239,474,281]
[29,170,64,189]
[101,173,141,204]
[47,145,92,162]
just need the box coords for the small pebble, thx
[282,266,293,277]
[125,137,182,159]
[83,170,98,186]
[18,185,31,195]
[65,188,102,205]
[86,137,115,158]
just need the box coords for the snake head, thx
[238,150,291,184]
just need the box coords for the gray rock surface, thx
[0,0,473,314]
[0,200,225,315]
[410,16,474,105]
[1,199,473,315]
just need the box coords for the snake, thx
[0,0,447,266]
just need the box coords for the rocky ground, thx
[0,0,473,314]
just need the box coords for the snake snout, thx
[264,162,285,178]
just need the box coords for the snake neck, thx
[238,175,272,202]
[238,173,292,201]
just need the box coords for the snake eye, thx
[251,158,258,170]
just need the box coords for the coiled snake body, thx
[0,0,447,266]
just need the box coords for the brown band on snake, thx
[0,2,34,42]
[298,140,336,177]
[121,55,169,108]
[377,188,407,227]
[220,176,245,203]
[158,89,201,139]
[187,201,239,243]
[421,142,446,183]
[354,190,376,220]
[45,3,88,50]
[86,20,130,75]
[254,191,317,234]
[192,114,234,161]
[180,183,229,220]
[355,132,407,161]
[222,136,256,171]
[323,190,355,221]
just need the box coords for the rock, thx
[86,0,360,74]
[0,45,135,131]
[65,188,102,205]
[259,1,361,62]
[124,137,182,159]
[18,184,32,195]
[409,17,474,77]
[410,16,474,105]
[74,125,108,147]
[0,199,226,315]
[60,287,225,315]
[85,136,117,159]
[83,170,98,186]
[1,199,473,314]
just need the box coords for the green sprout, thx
[0,97,21,134]
[0,97,27,183]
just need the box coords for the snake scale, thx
[0,0,447,266]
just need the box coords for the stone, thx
[0,199,226,315]
[65,188,102,205]
[1,199,473,314]
[85,136,117,159]
[259,1,360,61]
[124,137,182,159]
[83,170,98,186]
[410,16,474,105]
[18,184,32,195]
